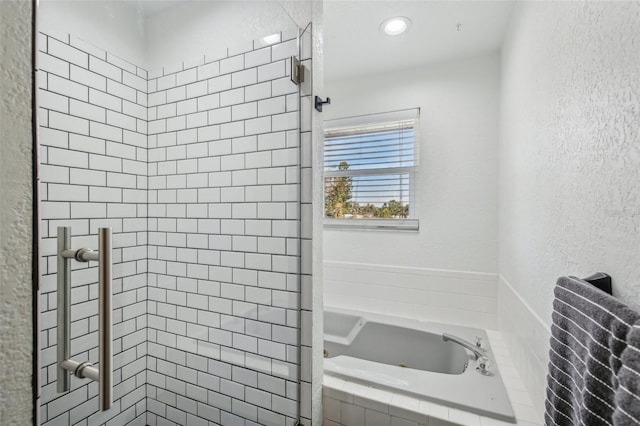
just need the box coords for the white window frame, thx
[323,108,420,231]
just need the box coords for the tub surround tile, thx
[497,277,548,420]
[324,261,498,330]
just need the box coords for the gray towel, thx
[545,276,640,426]
[613,321,640,425]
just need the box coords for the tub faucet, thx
[442,333,486,360]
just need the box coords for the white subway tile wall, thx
[38,26,312,426]
[298,25,314,426]
[39,32,148,426]
[146,30,301,426]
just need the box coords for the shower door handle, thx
[57,227,112,411]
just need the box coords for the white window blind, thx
[323,109,419,226]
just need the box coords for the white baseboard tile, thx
[323,261,498,330]
[497,276,550,419]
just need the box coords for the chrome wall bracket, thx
[57,227,112,411]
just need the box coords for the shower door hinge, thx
[291,56,305,85]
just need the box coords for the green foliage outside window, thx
[325,161,409,219]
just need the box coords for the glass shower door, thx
[35,1,310,424]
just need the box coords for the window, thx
[323,109,419,230]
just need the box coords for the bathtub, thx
[324,307,516,423]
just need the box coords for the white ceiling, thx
[324,0,514,82]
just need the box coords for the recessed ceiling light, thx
[259,33,281,46]
[380,16,411,36]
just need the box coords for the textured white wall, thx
[324,53,500,274]
[500,0,640,324]
[38,0,146,67]
[499,1,640,414]
[0,0,34,424]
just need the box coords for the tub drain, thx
[398,363,407,368]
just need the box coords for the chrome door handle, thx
[57,227,112,411]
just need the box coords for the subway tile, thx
[186,111,208,128]
[107,79,137,103]
[232,102,258,121]
[245,47,271,68]
[231,135,257,154]
[271,39,297,62]
[48,146,88,168]
[40,164,69,184]
[186,81,207,99]
[244,116,271,136]
[208,74,232,94]
[123,130,146,148]
[90,122,123,142]
[148,91,167,107]
[220,55,244,75]
[177,99,197,116]
[39,52,70,78]
[208,107,231,125]
[107,110,137,131]
[272,111,298,132]
[48,38,88,68]
[198,125,220,142]
[220,121,245,139]
[245,81,272,102]
[70,64,106,91]
[167,116,187,132]
[70,99,106,123]
[198,93,220,112]
[258,61,286,82]
[167,86,187,103]
[48,183,88,202]
[258,97,286,116]
[123,71,147,92]
[89,153,121,172]
[157,103,177,119]
[89,88,122,112]
[257,131,286,150]
[157,74,176,91]
[39,90,69,114]
[198,61,220,80]
[48,74,88,101]
[220,88,245,107]
[89,55,121,81]
[38,70,48,90]
[107,54,137,74]
[272,76,297,96]
[232,68,257,88]
[38,108,48,128]
[178,128,198,145]
[48,111,90,136]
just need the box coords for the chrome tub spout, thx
[442,333,486,360]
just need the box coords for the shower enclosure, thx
[35,2,316,424]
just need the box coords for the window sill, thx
[323,218,419,231]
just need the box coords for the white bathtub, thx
[323,307,516,423]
